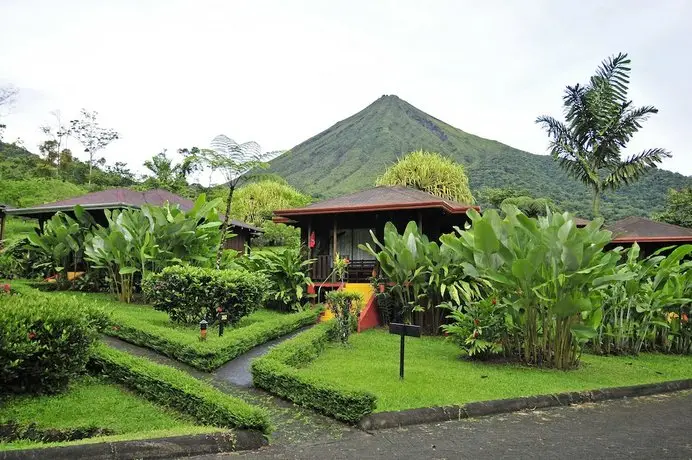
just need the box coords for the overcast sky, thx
[2,0,691,182]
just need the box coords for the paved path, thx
[102,334,353,445]
[192,391,692,459]
[213,327,310,387]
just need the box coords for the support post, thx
[332,217,337,282]
[0,212,5,248]
[399,332,405,379]
[307,218,312,259]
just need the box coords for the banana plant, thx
[441,205,619,369]
[234,247,315,311]
[27,206,95,284]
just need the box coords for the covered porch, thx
[274,186,479,284]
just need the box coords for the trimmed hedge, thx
[90,343,271,434]
[251,321,376,423]
[108,307,322,371]
[0,287,107,394]
[143,266,270,324]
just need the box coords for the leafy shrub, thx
[234,248,314,312]
[143,266,269,325]
[441,297,506,359]
[254,221,301,248]
[325,291,363,344]
[440,206,619,369]
[0,290,107,394]
[251,321,376,423]
[90,343,271,433]
[108,306,322,371]
[84,195,222,303]
[0,236,52,279]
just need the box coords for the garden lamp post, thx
[217,307,228,337]
[200,319,208,341]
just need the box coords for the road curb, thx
[358,378,692,430]
[0,429,267,460]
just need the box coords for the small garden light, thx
[199,319,208,341]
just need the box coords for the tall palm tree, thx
[536,53,670,217]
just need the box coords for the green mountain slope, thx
[266,95,691,221]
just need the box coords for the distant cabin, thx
[2,188,261,251]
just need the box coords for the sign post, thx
[388,323,421,379]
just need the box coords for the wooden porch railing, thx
[310,255,376,283]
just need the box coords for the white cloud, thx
[1,0,690,178]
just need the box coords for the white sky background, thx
[1,0,691,185]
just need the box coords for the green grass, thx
[8,283,322,370]
[297,328,692,412]
[0,376,214,451]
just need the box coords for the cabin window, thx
[330,228,376,261]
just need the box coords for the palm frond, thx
[603,148,671,189]
[591,52,631,104]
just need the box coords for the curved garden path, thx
[101,332,358,446]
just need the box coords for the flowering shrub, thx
[441,298,507,359]
[325,290,362,344]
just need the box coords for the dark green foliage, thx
[653,187,692,228]
[265,95,691,221]
[89,343,271,433]
[500,196,559,217]
[233,248,314,312]
[254,221,301,248]
[325,291,362,343]
[143,266,269,324]
[0,288,106,394]
[251,321,377,423]
[108,305,322,371]
[0,237,51,279]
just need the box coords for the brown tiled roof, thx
[275,186,478,217]
[608,216,692,243]
[31,188,194,210]
[6,188,261,233]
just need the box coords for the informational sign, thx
[388,322,421,379]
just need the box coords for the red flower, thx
[682,313,689,323]
[473,319,480,326]
[27,331,37,340]
[491,298,497,305]
[473,331,479,339]
[1,284,10,293]
[344,257,350,264]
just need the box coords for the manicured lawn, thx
[297,328,692,412]
[0,376,214,450]
[7,282,321,370]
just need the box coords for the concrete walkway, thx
[101,333,354,446]
[197,391,692,459]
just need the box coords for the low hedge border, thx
[107,307,322,371]
[89,343,271,434]
[358,378,692,430]
[251,321,377,423]
[0,430,267,460]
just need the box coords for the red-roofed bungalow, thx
[3,188,262,251]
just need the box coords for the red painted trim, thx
[357,293,379,332]
[275,201,480,217]
[610,236,692,244]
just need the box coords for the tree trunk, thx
[88,153,93,185]
[216,184,235,269]
[591,187,601,218]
